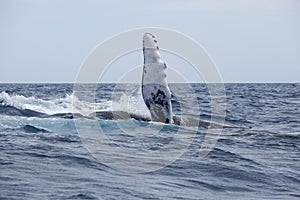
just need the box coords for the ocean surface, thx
[0,83,299,199]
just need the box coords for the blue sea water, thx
[0,83,299,199]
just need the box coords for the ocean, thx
[0,83,299,199]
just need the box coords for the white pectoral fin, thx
[143,63,168,85]
[142,83,172,123]
[142,33,173,123]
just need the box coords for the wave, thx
[22,125,50,133]
[1,124,51,133]
[0,91,111,118]
[0,91,154,122]
[0,91,74,115]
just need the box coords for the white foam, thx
[0,91,110,116]
[111,89,151,119]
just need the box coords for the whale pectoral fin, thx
[149,103,171,123]
[142,83,172,123]
[142,33,173,123]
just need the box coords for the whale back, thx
[142,33,173,123]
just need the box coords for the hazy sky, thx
[1,0,300,83]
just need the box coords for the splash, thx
[0,91,110,116]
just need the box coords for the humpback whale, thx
[92,33,226,129]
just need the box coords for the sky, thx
[0,0,300,83]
